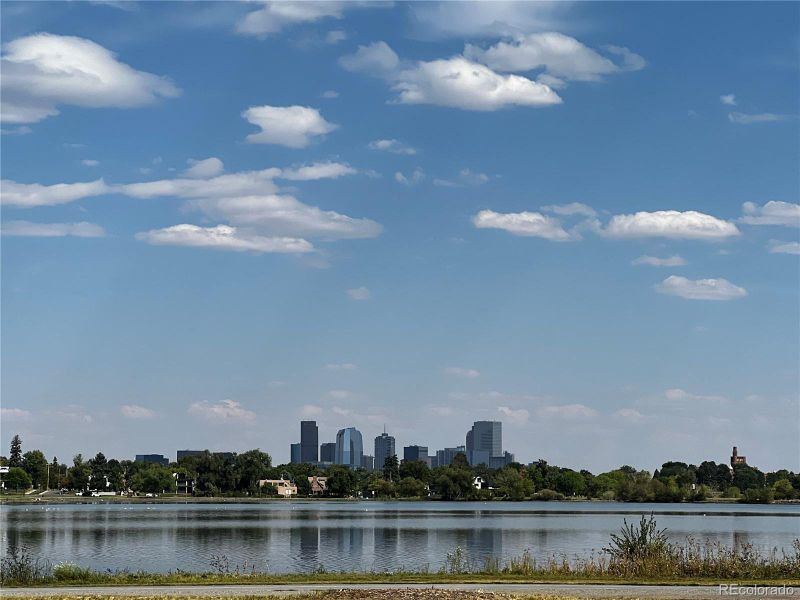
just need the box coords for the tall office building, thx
[320,442,336,463]
[466,421,503,466]
[290,443,301,464]
[300,421,319,463]
[374,431,395,471]
[403,445,429,466]
[335,427,364,469]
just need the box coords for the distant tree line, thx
[1,434,797,503]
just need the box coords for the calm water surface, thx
[2,501,798,573]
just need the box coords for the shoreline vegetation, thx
[3,435,798,505]
[2,517,799,588]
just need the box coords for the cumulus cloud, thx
[720,94,737,106]
[664,388,728,404]
[464,32,645,86]
[81,159,100,167]
[604,210,739,240]
[538,404,598,419]
[631,255,687,267]
[434,169,490,188]
[768,240,800,255]
[184,157,224,179]
[740,201,800,227]
[728,112,793,125]
[445,367,480,378]
[1,33,179,124]
[242,105,338,148]
[279,162,356,181]
[498,405,530,422]
[120,404,155,419]
[339,41,399,75]
[2,220,105,238]
[346,286,371,300]
[325,30,347,45]
[393,56,561,111]
[409,2,568,39]
[1,179,109,207]
[541,202,596,217]
[395,168,425,186]
[369,138,417,155]
[655,275,747,301]
[136,224,313,254]
[188,399,255,423]
[472,209,574,241]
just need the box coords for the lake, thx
[2,501,798,573]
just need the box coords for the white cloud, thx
[1,178,109,207]
[1,407,32,421]
[325,363,357,371]
[369,138,417,155]
[237,1,344,36]
[191,194,382,240]
[720,94,737,106]
[2,220,105,238]
[604,210,740,240]
[541,202,596,217]
[465,32,645,84]
[339,41,399,75]
[614,408,644,421]
[395,168,425,186]
[279,161,356,181]
[393,56,562,111]
[538,404,598,419]
[1,33,179,124]
[120,404,155,419]
[328,389,353,400]
[188,399,255,423]
[631,255,687,267]
[728,112,793,125]
[664,388,728,404]
[740,201,800,227]
[434,169,489,188]
[184,157,224,179]
[301,404,323,417]
[655,275,747,301]
[472,209,574,241]
[81,159,100,167]
[1,125,32,136]
[346,286,371,300]
[768,240,800,255]
[322,90,339,98]
[242,105,338,148]
[136,224,313,254]
[498,405,529,423]
[332,405,353,416]
[445,367,480,378]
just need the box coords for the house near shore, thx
[308,476,328,495]
[258,478,298,497]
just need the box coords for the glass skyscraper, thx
[335,427,363,469]
[300,420,318,463]
[374,431,395,471]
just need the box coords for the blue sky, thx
[1,1,798,472]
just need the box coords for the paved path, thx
[3,583,797,599]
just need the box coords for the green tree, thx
[494,466,534,500]
[397,476,427,497]
[432,467,474,500]
[88,452,109,490]
[399,459,431,483]
[555,469,586,496]
[4,467,31,491]
[130,464,176,494]
[22,450,48,488]
[696,461,732,490]
[382,454,399,482]
[733,465,765,492]
[9,435,22,467]
[48,456,61,489]
[326,465,358,497]
[68,454,91,492]
[773,479,794,500]
[451,452,469,469]
[236,449,272,491]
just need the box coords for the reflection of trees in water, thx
[372,527,398,571]
[290,525,319,571]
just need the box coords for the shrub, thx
[724,486,741,499]
[0,546,51,585]
[532,489,564,501]
[53,562,93,582]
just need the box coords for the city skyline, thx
[1,2,798,473]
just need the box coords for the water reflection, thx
[1,502,797,574]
